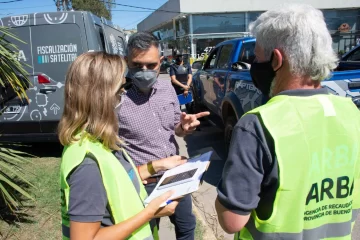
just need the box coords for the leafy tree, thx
[0,26,33,211]
[54,0,115,20]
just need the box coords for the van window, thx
[102,24,126,56]
[94,24,106,51]
[99,32,106,50]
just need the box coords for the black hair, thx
[175,55,183,65]
[126,32,159,56]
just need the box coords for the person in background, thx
[170,55,193,112]
[216,4,360,239]
[58,52,187,240]
[118,32,210,240]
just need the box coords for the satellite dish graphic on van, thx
[44,13,68,24]
[11,15,28,26]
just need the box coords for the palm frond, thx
[0,26,34,210]
[0,26,31,103]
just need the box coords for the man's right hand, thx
[152,155,187,172]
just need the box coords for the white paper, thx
[144,151,213,207]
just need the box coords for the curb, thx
[192,202,217,240]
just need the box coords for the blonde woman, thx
[58,52,186,240]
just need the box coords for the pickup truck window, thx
[238,42,256,64]
[217,44,233,69]
[204,48,219,70]
[347,48,360,61]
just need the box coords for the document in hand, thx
[177,92,193,105]
[144,151,213,207]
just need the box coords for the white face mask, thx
[115,90,127,109]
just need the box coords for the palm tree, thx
[0,26,33,211]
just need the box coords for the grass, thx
[0,151,207,240]
[195,219,205,240]
[0,157,61,240]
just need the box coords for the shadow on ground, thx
[184,119,228,187]
[0,178,36,228]
[0,142,63,158]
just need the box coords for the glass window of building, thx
[248,12,263,24]
[217,44,234,69]
[176,17,189,37]
[322,9,360,32]
[152,22,174,41]
[193,13,246,34]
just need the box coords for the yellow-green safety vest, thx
[60,134,159,240]
[236,94,360,240]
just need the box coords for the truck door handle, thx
[40,88,56,94]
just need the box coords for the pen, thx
[166,200,173,205]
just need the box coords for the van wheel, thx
[224,116,237,151]
[166,67,170,74]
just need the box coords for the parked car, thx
[0,11,127,142]
[191,37,360,148]
[336,45,360,71]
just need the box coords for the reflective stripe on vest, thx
[61,221,154,240]
[60,135,157,240]
[237,209,360,240]
[236,94,360,240]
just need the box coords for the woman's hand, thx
[183,90,189,97]
[145,191,180,218]
[152,155,187,172]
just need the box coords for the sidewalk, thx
[158,133,232,240]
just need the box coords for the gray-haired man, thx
[216,4,360,239]
[117,32,209,240]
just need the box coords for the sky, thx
[0,0,167,29]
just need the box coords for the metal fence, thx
[331,31,360,57]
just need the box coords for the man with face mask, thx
[215,4,360,239]
[118,32,210,240]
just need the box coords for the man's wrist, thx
[147,161,157,175]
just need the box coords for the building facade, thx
[138,0,360,61]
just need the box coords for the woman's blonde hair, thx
[58,52,126,150]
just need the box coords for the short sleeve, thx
[187,64,192,75]
[217,114,272,215]
[67,157,108,222]
[170,65,176,76]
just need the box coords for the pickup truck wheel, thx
[190,85,203,115]
[224,117,237,151]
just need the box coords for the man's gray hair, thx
[126,32,160,56]
[249,4,338,81]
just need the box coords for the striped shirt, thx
[117,79,181,170]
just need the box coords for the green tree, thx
[0,26,33,211]
[55,0,115,20]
